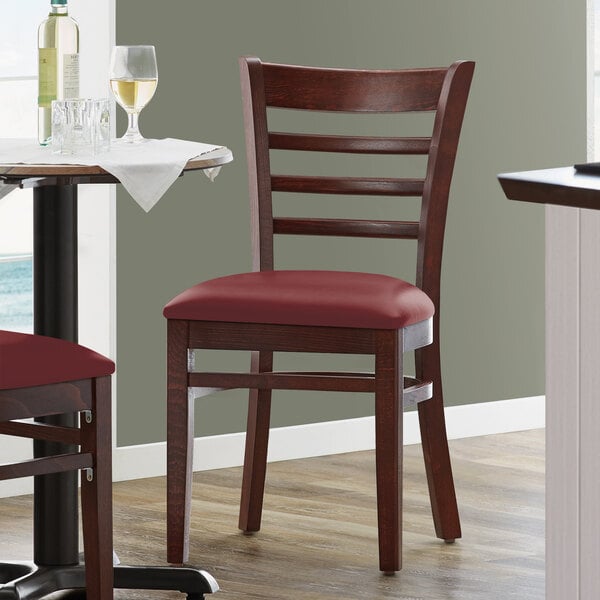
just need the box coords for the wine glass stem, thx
[124,111,142,143]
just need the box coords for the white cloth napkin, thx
[0,138,228,212]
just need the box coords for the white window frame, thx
[0,0,116,498]
[74,0,116,360]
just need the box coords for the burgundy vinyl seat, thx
[0,329,115,600]
[163,270,435,329]
[0,330,115,390]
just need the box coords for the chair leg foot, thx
[167,320,194,565]
[416,344,461,542]
[80,376,113,600]
[418,395,461,541]
[375,330,403,573]
[238,389,271,532]
[238,351,272,533]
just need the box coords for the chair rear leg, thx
[415,342,461,542]
[80,375,113,600]
[374,330,403,572]
[167,320,194,564]
[239,350,273,533]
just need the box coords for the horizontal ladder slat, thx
[0,421,81,445]
[269,133,431,154]
[273,217,419,239]
[0,452,92,481]
[271,175,424,196]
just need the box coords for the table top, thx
[0,146,233,187]
[498,166,600,211]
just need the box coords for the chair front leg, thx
[239,350,273,533]
[167,319,194,565]
[374,330,403,573]
[80,375,113,600]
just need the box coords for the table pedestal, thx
[0,184,218,598]
[0,563,218,600]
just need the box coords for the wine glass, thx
[109,45,158,143]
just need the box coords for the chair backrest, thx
[239,56,474,308]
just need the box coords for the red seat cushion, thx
[0,331,115,390]
[163,270,434,329]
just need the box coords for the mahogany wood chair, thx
[164,56,474,572]
[0,330,114,600]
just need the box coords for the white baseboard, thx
[0,395,545,498]
[113,394,545,482]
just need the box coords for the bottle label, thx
[38,47,57,108]
[63,53,79,98]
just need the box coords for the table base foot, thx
[0,561,219,599]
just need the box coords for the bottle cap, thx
[51,0,68,4]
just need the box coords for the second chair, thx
[164,56,474,572]
[0,330,114,599]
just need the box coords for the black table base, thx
[0,183,219,598]
[0,562,218,599]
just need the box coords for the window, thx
[0,1,48,332]
[0,0,115,500]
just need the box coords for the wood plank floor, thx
[0,429,544,599]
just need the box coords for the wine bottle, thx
[38,0,80,145]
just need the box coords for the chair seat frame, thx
[0,376,113,600]
[167,317,434,573]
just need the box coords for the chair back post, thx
[416,60,475,304]
[240,56,275,272]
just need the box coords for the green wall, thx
[116,0,586,446]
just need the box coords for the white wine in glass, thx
[109,45,158,143]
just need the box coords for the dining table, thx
[0,144,233,600]
[499,165,600,600]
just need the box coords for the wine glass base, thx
[119,133,147,144]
